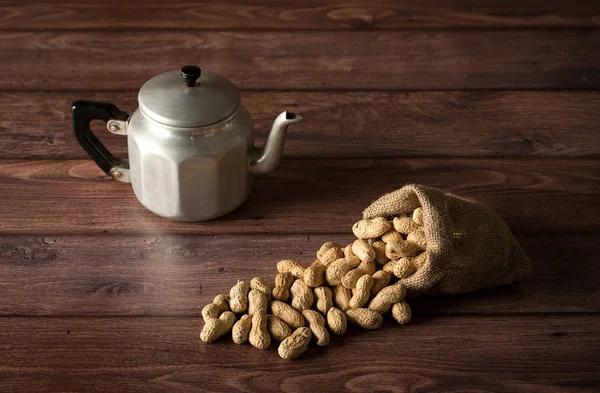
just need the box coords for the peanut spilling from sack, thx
[200,206,428,359]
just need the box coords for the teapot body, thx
[72,65,301,221]
[127,106,254,221]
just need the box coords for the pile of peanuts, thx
[200,208,427,359]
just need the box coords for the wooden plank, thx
[1,1,599,30]
[0,233,597,316]
[2,30,600,90]
[4,91,600,160]
[0,316,597,392]
[0,158,597,235]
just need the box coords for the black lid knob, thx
[180,65,201,87]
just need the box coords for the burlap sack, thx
[362,184,531,296]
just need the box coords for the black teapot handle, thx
[72,100,130,179]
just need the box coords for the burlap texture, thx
[363,184,531,296]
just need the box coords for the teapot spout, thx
[249,111,302,176]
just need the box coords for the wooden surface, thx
[0,1,598,392]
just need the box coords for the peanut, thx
[409,251,428,269]
[202,304,221,322]
[343,244,355,258]
[201,294,230,321]
[368,284,406,313]
[302,309,330,346]
[393,258,417,278]
[231,314,252,344]
[393,216,420,235]
[317,241,338,256]
[351,239,375,262]
[345,308,383,330]
[249,309,271,349]
[385,240,421,259]
[276,259,305,279]
[229,280,250,314]
[272,272,294,302]
[341,259,376,289]
[372,240,389,264]
[320,248,344,266]
[382,259,401,274]
[325,256,361,286]
[278,327,312,360]
[271,300,305,328]
[349,274,374,309]
[303,263,327,287]
[326,307,347,335]
[412,207,423,225]
[370,270,392,296]
[213,294,230,309]
[384,240,402,259]
[314,286,333,314]
[381,229,403,244]
[290,279,314,311]
[250,277,272,299]
[248,289,268,316]
[383,258,416,279]
[406,228,427,250]
[352,217,391,239]
[200,311,236,343]
[267,315,292,341]
[391,300,412,324]
[316,242,344,266]
[333,284,352,311]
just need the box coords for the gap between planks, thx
[2,0,600,30]
[3,27,600,33]
[0,312,598,319]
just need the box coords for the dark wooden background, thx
[0,1,599,392]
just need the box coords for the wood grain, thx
[0,158,597,235]
[1,1,599,30]
[0,316,598,392]
[2,30,600,90]
[0,232,597,316]
[2,0,598,389]
[4,91,600,160]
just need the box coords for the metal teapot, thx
[73,65,302,221]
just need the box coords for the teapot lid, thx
[138,65,240,128]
